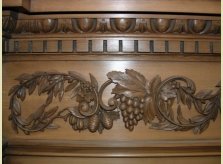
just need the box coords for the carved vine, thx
[8,70,220,135]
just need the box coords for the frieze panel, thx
[8,69,220,135]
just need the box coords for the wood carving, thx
[8,70,220,135]
[8,18,220,34]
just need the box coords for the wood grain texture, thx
[5,156,220,164]
[2,0,221,163]
[3,61,220,142]
[3,0,220,14]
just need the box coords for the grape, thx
[127,106,134,113]
[119,103,126,111]
[119,95,145,131]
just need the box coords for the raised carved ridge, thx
[8,69,220,135]
[4,17,220,35]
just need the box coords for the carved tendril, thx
[8,69,220,135]
[153,76,220,134]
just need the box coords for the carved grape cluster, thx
[119,95,145,131]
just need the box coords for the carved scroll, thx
[8,70,220,135]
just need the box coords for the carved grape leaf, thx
[150,120,179,131]
[177,105,190,124]
[11,98,21,116]
[149,75,161,94]
[65,80,79,92]
[15,73,32,81]
[17,87,26,101]
[28,81,36,95]
[8,85,19,96]
[90,73,98,91]
[143,97,155,124]
[107,69,149,97]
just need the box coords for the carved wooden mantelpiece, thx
[3,0,221,163]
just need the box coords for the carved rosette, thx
[8,69,220,135]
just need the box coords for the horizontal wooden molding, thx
[3,38,220,54]
[3,54,221,62]
[3,0,220,14]
[3,14,220,35]
[3,12,220,55]
[5,139,220,157]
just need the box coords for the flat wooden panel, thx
[213,41,220,53]
[32,40,44,52]
[47,40,58,52]
[199,41,210,54]
[62,40,73,52]
[107,40,119,52]
[18,40,29,52]
[154,40,165,52]
[29,0,220,14]
[184,41,195,53]
[138,41,150,52]
[123,40,134,52]
[92,40,103,52]
[5,156,220,164]
[8,40,14,53]
[76,40,88,52]
[169,40,180,53]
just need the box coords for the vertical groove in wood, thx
[134,40,138,53]
[88,40,92,53]
[8,39,14,52]
[28,41,32,53]
[210,42,213,54]
[103,40,107,52]
[43,40,47,53]
[180,41,184,54]
[14,41,19,52]
[73,40,77,52]
[150,40,154,53]
[58,40,62,53]
[195,41,199,54]
[165,41,169,53]
[119,40,123,52]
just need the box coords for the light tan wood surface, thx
[3,0,220,163]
